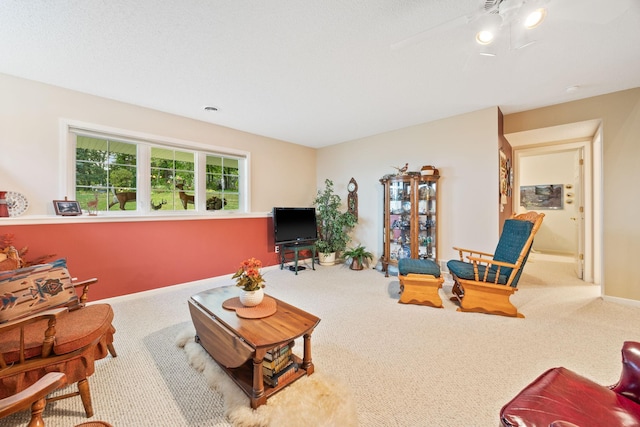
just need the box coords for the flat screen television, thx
[273,207,318,245]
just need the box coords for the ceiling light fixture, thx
[524,7,546,29]
[474,1,548,48]
[475,13,503,45]
[476,30,495,45]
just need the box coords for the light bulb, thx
[476,30,495,45]
[524,8,546,29]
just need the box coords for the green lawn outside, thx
[76,190,239,212]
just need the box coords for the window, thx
[68,123,247,214]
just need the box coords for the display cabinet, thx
[380,173,439,277]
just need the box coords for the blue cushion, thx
[493,219,534,286]
[398,258,441,277]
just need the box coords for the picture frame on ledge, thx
[53,199,82,216]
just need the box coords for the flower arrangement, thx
[232,257,266,291]
[0,233,56,271]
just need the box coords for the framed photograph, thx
[53,200,83,216]
[520,184,564,210]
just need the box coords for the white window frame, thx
[60,119,251,215]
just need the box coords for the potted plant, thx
[313,179,357,265]
[343,245,374,270]
[232,257,266,306]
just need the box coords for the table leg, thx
[294,248,299,275]
[311,245,316,270]
[301,332,315,375]
[279,247,284,270]
[251,352,267,409]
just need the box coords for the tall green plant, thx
[313,179,357,254]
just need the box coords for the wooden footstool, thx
[398,259,444,308]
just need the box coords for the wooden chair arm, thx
[466,256,517,269]
[72,277,98,305]
[467,256,518,284]
[0,308,68,367]
[0,307,68,331]
[0,372,67,418]
[452,246,494,261]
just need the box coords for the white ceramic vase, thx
[239,288,264,307]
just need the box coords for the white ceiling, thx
[1,0,639,148]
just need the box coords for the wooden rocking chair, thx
[0,259,117,418]
[446,211,544,318]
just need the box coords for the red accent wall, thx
[2,218,278,301]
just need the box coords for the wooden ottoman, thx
[398,259,444,308]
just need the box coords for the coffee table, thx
[188,285,321,408]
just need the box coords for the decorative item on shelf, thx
[420,165,439,176]
[0,191,29,217]
[343,245,374,271]
[53,197,82,216]
[233,257,266,307]
[393,163,409,176]
[87,193,99,216]
[0,191,8,218]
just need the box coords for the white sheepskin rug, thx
[176,328,359,427]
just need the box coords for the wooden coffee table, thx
[188,285,321,408]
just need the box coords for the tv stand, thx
[279,242,316,275]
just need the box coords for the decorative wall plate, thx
[6,191,29,217]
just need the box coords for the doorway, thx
[514,144,586,279]
[505,120,602,285]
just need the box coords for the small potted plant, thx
[343,245,374,270]
[232,257,266,306]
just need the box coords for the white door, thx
[571,148,584,279]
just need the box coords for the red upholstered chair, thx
[0,259,116,419]
[500,341,640,426]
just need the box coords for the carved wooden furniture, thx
[0,259,117,418]
[447,211,544,318]
[500,341,640,426]
[0,372,114,426]
[397,258,444,308]
[380,172,439,277]
[188,285,320,408]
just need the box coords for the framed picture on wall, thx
[520,184,563,210]
[53,200,82,216]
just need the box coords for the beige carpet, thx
[176,327,358,427]
[1,258,639,426]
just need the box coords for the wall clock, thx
[347,177,358,219]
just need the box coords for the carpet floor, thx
[1,258,639,426]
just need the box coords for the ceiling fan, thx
[391,0,550,55]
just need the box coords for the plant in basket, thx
[233,257,266,307]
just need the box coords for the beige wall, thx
[505,87,640,301]
[0,73,317,215]
[5,71,637,302]
[317,107,501,267]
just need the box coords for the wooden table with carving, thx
[188,285,321,408]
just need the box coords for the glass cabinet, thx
[380,173,439,276]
